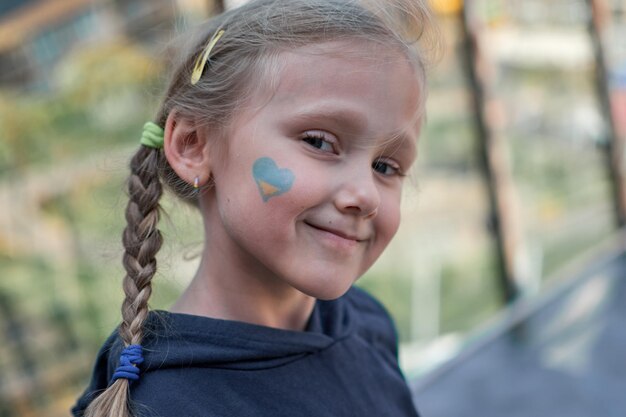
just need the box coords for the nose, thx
[334,171,380,218]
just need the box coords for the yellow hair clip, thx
[191,29,225,85]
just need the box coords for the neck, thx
[170,247,316,332]
[171,192,317,331]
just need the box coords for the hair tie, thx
[110,344,144,385]
[141,122,164,149]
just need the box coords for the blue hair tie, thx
[110,344,144,385]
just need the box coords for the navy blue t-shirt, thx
[72,286,420,417]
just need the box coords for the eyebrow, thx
[288,105,369,136]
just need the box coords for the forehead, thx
[251,40,423,143]
[274,40,419,104]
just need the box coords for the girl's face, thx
[203,41,421,300]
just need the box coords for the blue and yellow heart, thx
[252,157,295,202]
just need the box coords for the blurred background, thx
[0,0,624,416]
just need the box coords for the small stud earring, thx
[193,176,200,193]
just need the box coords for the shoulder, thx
[343,286,400,360]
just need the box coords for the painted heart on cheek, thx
[252,157,295,202]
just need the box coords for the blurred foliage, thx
[55,41,161,107]
[0,41,161,176]
[358,271,413,342]
[0,94,54,173]
[438,249,501,334]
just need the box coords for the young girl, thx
[72,0,438,416]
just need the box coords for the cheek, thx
[377,196,402,244]
[217,158,312,231]
[256,158,329,208]
[213,162,266,234]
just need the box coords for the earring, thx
[193,176,200,193]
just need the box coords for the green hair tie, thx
[140,122,164,149]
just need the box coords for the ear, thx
[163,111,211,187]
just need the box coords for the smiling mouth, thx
[304,221,362,242]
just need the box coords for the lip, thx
[304,221,363,242]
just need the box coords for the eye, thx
[301,131,337,153]
[372,158,402,177]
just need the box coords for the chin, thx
[295,277,355,301]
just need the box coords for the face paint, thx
[252,157,295,202]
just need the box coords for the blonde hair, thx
[85,1,439,416]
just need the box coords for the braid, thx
[120,146,163,344]
[85,145,163,417]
